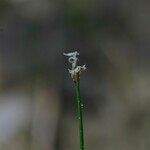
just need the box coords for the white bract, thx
[63,51,86,78]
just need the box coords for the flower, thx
[63,51,86,79]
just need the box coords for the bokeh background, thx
[0,0,150,150]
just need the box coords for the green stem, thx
[75,73,85,150]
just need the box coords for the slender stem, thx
[75,73,85,150]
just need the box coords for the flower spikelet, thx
[63,51,86,79]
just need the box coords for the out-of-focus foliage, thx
[0,0,150,150]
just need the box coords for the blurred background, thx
[0,0,150,150]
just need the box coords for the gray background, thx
[0,0,150,150]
